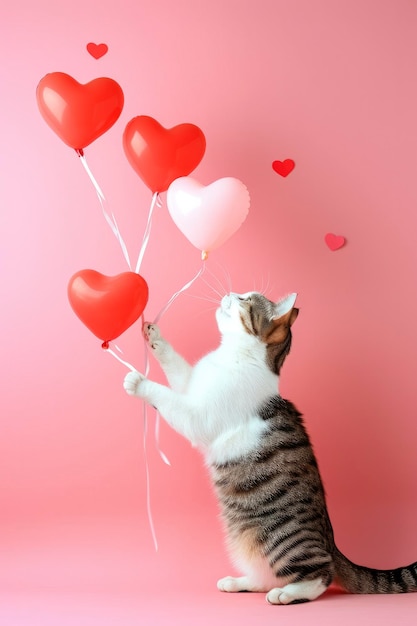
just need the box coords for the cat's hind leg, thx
[266,579,328,605]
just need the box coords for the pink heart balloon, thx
[167,177,250,257]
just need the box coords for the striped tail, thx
[333,547,417,594]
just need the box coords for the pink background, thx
[2,0,417,623]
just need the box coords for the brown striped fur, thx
[212,293,417,600]
[124,291,417,603]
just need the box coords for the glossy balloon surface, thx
[167,176,250,255]
[36,72,124,150]
[68,270,148,342]
[123,116,206,192]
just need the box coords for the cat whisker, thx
[194,307,218,321]
[204,263,230,297]
[260,273,272,299]
[213,260,232,294]
[200,275,224,301]
[185,292,220,305]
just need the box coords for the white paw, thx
[266,588,289,605]
[123,370,146,396]
[266,579,326,604]
[217,576,249,593]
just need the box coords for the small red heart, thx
[87,43,108,59]
[272,159,295,177]
[325,233,346,251]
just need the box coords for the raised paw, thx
[143,322,169,359]
[143,322,161,349]
[123,370,146,397]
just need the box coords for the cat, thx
[123,291,417,604]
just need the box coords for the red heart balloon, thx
[123,116,206,193]
[36,72,124,150]
[68,270,148,343]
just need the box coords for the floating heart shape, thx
[272,159,295,177]
[167,176,250,256]
[86,42,108,59]
[68,270,148,343]
[325,233,346,251]
[123,116,206,193]
[36,72,124,150]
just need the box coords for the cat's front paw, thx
[123,370,146,396]
[143,322,164,353]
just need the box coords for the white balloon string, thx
[142,320,171,466]
[135,192,160,274]
[153,261,206,324]
[142,399,159,552]
[77,151,132,270]
[141,321,167,548]
[105,346,137,371]
[155,412,171,466]
[147,261,208,468]
[104,262,207,552]
[104,341,159,551]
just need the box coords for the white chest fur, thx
[124,318,282,466]
[186,336,278,464]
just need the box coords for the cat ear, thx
[274,293,298,320]
[266,294,298,344]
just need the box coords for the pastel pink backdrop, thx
[1,1,417,624]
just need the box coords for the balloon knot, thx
[101,341,110,350]
[201,250,209,261]
[75,148,84,157]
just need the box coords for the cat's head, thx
[216,292,299,374]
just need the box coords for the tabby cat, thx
[123,291,417,604]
